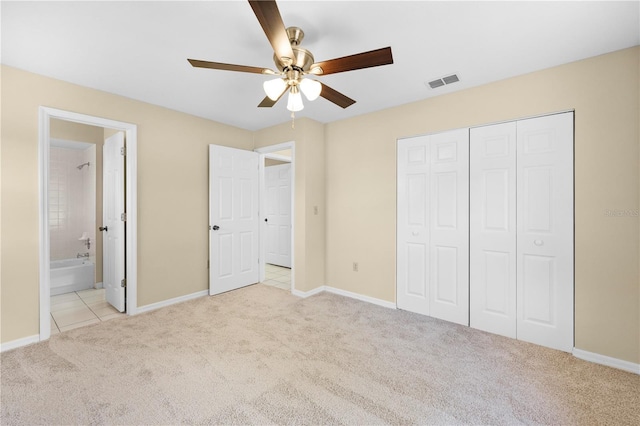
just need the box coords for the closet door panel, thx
[397,136,430,315]
[470,123,517,338]
[516,112,574,352]
[429,129,469,325]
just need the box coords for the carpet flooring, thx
[1,284,639,425]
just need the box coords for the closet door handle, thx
[212,225,220,231]
[99,226,108,232]
[534,239,544,246]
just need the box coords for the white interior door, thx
[103,132,125,312]
[428,129,469,326]
[265,163,292,268]
[470,122,517,338]
[397,136,430,316]
[516,112,574,352]
[209,145,260,295]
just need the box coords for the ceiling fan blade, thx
[188,59,270,74]
[320,83,356,109]
[312,47,393,76]
[248,0,295,65]
[258,86,288,108]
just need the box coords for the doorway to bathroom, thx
[38,107,138,341]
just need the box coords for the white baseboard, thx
[573,348,640,375]
[1,334,40,353]
[292,286,325,298]
[94,281,103,289]
[136,290,209,314]
[291,284,396,310]
[324,286,396,309]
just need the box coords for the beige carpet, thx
[1,284,639,425]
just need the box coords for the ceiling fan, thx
[188,0,393,114]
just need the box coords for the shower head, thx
[77,162,90,170]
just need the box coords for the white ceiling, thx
[2,1,639,131]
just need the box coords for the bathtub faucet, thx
[77,253,90,258]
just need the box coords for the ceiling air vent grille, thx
[428,79,445,89]
[426,73,460,89]
[443,74,459,84]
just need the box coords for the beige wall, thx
[50,119,104,283]
[1,65,252,342]
[253,118,326,292]
[325,47,640,364]
[265,158,288,167]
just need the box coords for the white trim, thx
[39,107,138,343]
[94,281,104,289]
[38,108,51,341]
[291,285,397,309]
[137,290,209,314]
[292,286,325,299]
[324,286,397,309]
[0,335,40,353]
[255,141,296,293]
[573,348,640,375]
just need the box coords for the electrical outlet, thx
[353,262,358,272]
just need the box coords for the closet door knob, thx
[212,225,220,231]
[534,239,544,246]
[99,226,108,232]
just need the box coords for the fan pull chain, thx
[291,112,295,129]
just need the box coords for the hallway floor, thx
[262,264,291,291]
[50,288,125,334]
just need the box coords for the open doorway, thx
[38,107,137,341]
[256,142,295,293]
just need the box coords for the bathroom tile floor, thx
[262,263,291,291]
[50,288,125,334]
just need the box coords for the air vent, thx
[443,74,459,84]
[428,79,445,89]
[425,73,460,89]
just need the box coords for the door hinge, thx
[121,278,127,288]
[120,146,126,156]
[121,213,127,221]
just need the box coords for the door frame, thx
[255,142,295,292]
[38,106,138,341]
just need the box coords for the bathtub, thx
[50,258,95,296]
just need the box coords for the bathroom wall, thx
[49,144,96,264]
[50,119,104,283]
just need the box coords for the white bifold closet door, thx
[470,112,574,352]
[470,122,517,338]
[397,129,469,325]
[516,113,574,352]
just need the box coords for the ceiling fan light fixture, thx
[287,86,304,112]
[263,78,287,100]
[300,78,322,101]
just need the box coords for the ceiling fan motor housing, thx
[274,27,315,74]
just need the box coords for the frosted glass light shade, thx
[287,89,304,112]
[300,78,322,101]
[263,78,287,101]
